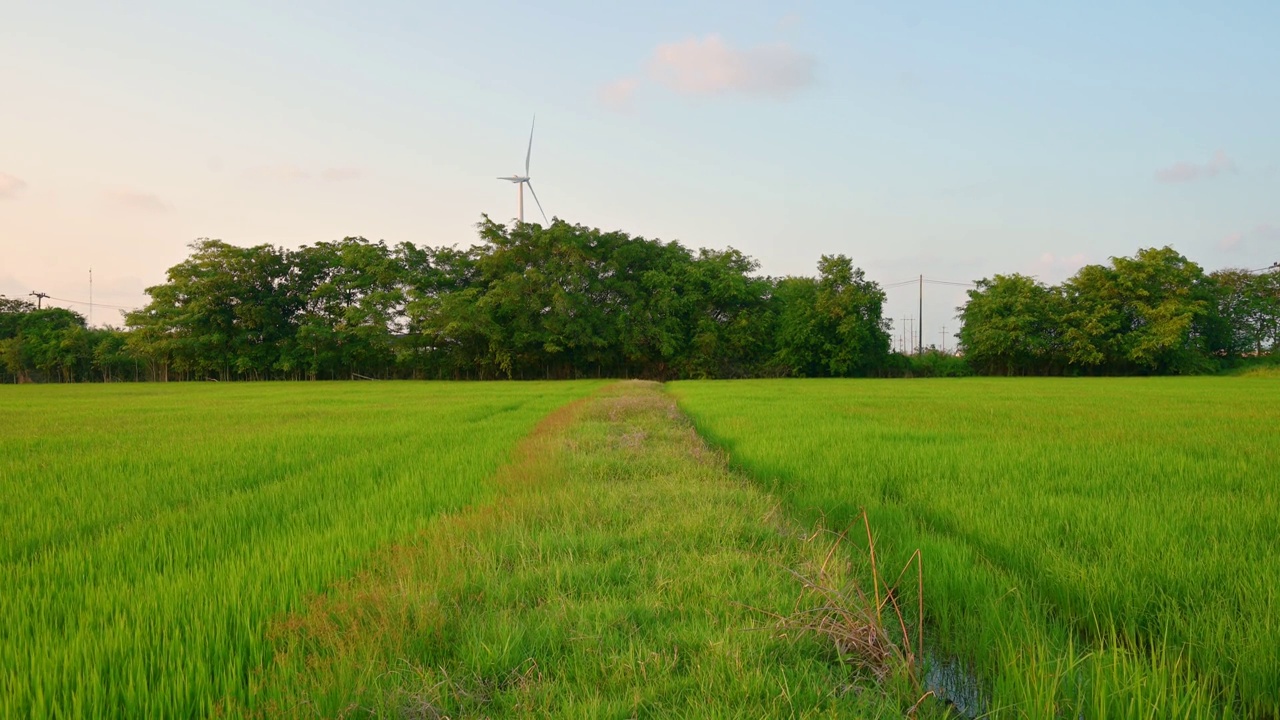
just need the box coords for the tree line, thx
[3,220,1275,383]
[2,219,891,382]
[958,246,1279,375]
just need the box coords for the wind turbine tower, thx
[497,116,548,224]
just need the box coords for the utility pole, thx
[940,325,947,354]
[918,275,923,357]
[29,291,49,309]
[89,268,93,327]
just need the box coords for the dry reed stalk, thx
[771,509,925,693]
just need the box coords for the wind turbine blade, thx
[525,115,535,176]
[526,181,548,224]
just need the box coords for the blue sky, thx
[2,1,1277,345]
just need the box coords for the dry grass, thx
[758,509,928,703]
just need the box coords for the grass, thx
[1237,365,1280,378]
[255,382,940,718]
[9,376,1274,717]
[0,381,599,719]
[763,511,925,693]
[669,377,1280,717]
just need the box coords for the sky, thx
[2,1,1278,347]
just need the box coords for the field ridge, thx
[255,381,930,718]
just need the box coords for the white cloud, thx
[1032,252,1089,281]
[0,172,28,199]
[107,189,170,213]
[0,272,30,299]
[1155,150,1236,184]
[598,32,815,109]
[776,13,802,33]
[647,34,815,98]
[252,164,313,181]
[319,167,361,182]
[1219,223,1278,253]
[251,164,362,182]
[599,77,639,113]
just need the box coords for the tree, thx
[90,329,137,382]
[0,306,92,382]
[812,255,891,376]
[1208,268,1261,359]
[768,256,891,378]
[285,238,407,379]
[20,223,1264,383]
[678,247,775,379]
[1058,264,1124,372]
[418,218,786,380]
[771,276,823,376]
[958,274,1060,375]
[1108,247,1217,374]
[1210,268,1280,358]
[960,247,1225,376]
[127,239,295,380]
[1254,270,1280,354]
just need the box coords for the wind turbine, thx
[497,115,548,225]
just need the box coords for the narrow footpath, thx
[255,382,929,719]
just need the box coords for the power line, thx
[882,278,976,289]
[880,276,976,357]
[46,295,136,310]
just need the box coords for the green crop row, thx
[670,377,1280,717]
[0,381,598,719]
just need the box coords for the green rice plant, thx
[669,377,1280,717]
[0,381,598,718]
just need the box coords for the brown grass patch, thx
[759,510,928,701]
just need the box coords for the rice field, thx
[669,377,1280,717]
[6,376,1277,718]
[0,381,599,719]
